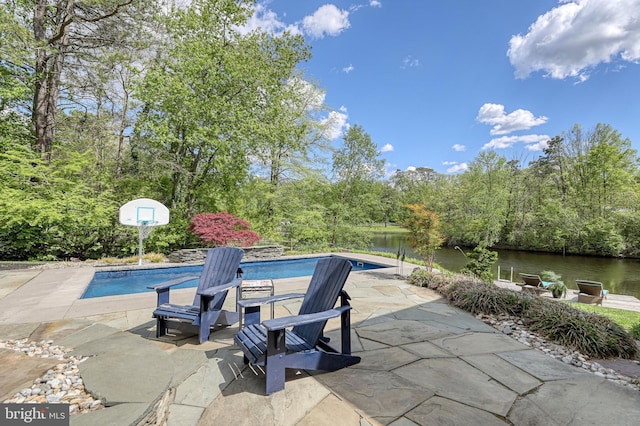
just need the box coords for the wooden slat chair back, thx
[291,257,353,347]
[576,280,608,305]
[518,273,550,296]
[519,273,544,287]
[149,247,244,343]
[234,256,360,394]
[192,247,243,310]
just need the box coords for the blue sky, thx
[243,0,640,174]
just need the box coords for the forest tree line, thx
[1,1,638,260]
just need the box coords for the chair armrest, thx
[198,277,242,297]
[237,292,305,308]
[262,305,351,331]
[147,275,200,291]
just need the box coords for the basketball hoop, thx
[138,220,158,240]
[119,199,170,265]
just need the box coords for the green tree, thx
[0,146,119,260]
[329,124,385,247]
[460,244,498,283]
[277,177,332,250]
[453,151,510,246]
[134,0,310,216]
[3,0,153,159]
[190,212,260,247]
[404,204,444,270]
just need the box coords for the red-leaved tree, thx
[189,212,261,247]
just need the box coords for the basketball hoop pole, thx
[138,224,144,265]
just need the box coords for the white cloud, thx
[302,4,350,39]
[476,103,547,135]
[446,162,468,173]
[452,144,466,152]
[342,64,355,73]
[401,55,420,68]
[321,108,349,140]
[350,1,382,12]
[481,134,550,151]
[237,3,301,36]
[380,143,394,153]
[239,3,351,40]
[508,0,640,81]
[406,166,416,172]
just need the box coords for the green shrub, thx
[407,268,463,297]
[630,322,640,340]
[459,244,497,283]
[524,301,637,358]
[407,268,431,287]
[406,269,638,359]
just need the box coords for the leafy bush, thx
[407,268,457,295]
[448,281,541,317]
[541,270,567,298]
[630,322,640,340]
[459,244,497,283]
[407,269,638,359]
[404,204,444,270]
[407,268,432,287]
[525,302,637,358]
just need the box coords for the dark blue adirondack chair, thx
[148,247,244,344]
[234,257,361,394]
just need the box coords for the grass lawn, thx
[567,302,640,331]
[357,224,408,234]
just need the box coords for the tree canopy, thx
[1,1,639,261]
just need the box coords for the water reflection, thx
[370,234,640,299]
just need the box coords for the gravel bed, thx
[480,313,640,392]
[1,339,104,415]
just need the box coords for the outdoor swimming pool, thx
[81,256,387,299]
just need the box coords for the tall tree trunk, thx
[32,0,73,160]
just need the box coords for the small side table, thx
[238,279,274,328]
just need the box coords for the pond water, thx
[370,233,640,299]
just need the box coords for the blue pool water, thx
[81,256,386,299]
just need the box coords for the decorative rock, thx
[89,400,102,410]
[481,314,640,393]
[0,339,104,415]
[167,245,284,263]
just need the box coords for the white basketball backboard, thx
[119,198,170,227]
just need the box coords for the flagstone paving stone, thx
[315,368,434,425]
[352,346,419,371]
[0,349,59,401]
[357,319,452,346]
[461,353,543,394]
[497,349,593,381]
[400,341,454,358]
[394,358,517,417]
[404,396,507,426]
[509,376,640,426]
[430,331,528,356]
